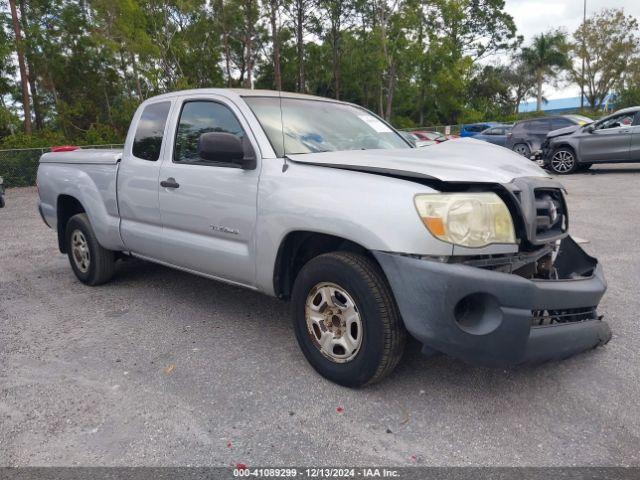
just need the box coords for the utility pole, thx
[580,0,586,109]
[8,0,32,134]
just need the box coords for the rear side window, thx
[132,102,171,161]
[551,118,572,129]
[525,119,550,132]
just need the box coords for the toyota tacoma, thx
[36,89,611,387]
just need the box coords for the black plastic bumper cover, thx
[374,238,611,366]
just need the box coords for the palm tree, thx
[521,31,570,111]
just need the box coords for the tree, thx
[430,0,519,62]
[521,30,570,111]
[572,8,640,110]
[267,0,283,90]
[315,0,355,100]
[504,57,536,114]
[17,0,43,129]
[285,0,315,92]
[8,0,31,133]
[0,0,529,140]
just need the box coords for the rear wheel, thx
[66,213,115,285]
[550,147,578,174]
[513,143,531,157]
[291,252,406,387]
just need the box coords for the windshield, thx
[244,96,410,157]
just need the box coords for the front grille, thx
[531,307,598,326]
[533,188,567,242]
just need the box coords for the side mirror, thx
[197,132,256,169]
[586,124,595,133]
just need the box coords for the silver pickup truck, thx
[37,89,611,387]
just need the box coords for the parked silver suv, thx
[542,106,640,174]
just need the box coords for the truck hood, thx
[287,138,548,183]
[547,125,581,139]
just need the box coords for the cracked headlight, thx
[414,192,516,248]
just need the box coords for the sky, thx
[503,0,640,99]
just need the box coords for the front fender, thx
[253,160,452,294]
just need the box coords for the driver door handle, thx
[160,177,180,189]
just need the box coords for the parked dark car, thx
[459,122,502,138]
[541,106,640,174]
[0,176,5,208]
[473,125,513,146]
[507,115,592,157]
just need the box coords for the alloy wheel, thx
[551,150,575,173]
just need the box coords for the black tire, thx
[513,143,531,157]
[291,251,406,387]
[549,147,579,174]
[65,213,115,285]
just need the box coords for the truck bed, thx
[37,149,125,253]
[40,149,123,165]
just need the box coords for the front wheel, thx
[549,148,578,174]
[66,213,115,285]
[291,252,406,387]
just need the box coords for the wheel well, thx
[56,195,85,253]
[273,231,376,299]
[552,144,576,153]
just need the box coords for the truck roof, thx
[145,88,340,104]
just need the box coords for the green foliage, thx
[616,88,640,110]
[0,0,636,157]
[572,8,640,109]
[0,130,67,149]
[0,149,42,187]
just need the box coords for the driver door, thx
[579,112,633,163]
[157,96,260,287]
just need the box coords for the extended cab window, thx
[174,101,245,164]
[526,119,550,132]
[132,102,171,161]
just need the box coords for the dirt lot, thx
[1,165,639,466]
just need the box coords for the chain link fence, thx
[0,144,124,188]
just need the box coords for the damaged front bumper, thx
[374,237,611,366]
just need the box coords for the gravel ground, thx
[1,165,639,467]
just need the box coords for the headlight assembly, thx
[414,192,516,248]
